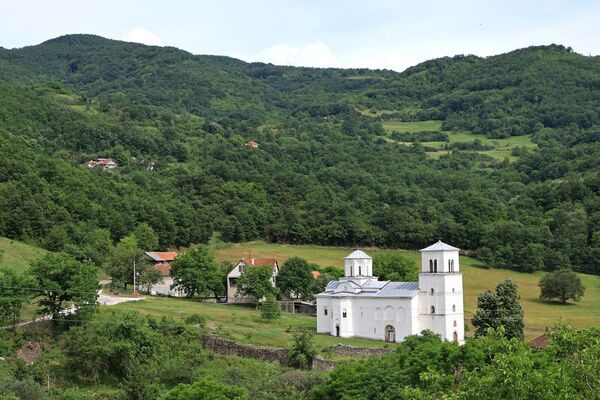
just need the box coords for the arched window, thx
[429,260,433,273]
[324,307,328,316]
[452,304,456,312]
[453,320,457,327]
[342,309,347,318]
[430,288,434,296]
[430,306,435,314]
[448,259,451,272]
[434,260,438,273]
[358,266,362,275]
[452,288,455,293]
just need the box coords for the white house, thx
[227,258,279,303]
[315,241,465,344]
[144,251,184,297]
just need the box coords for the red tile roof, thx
[145,251,178,262]
[153,263,171,277]
[311,271,321,279]
[529,334,549,350]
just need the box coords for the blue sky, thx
[1,0,599,71]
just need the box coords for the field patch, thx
[0,237,47,272]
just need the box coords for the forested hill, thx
[1,34,600,275]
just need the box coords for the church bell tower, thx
[418,240,465,344]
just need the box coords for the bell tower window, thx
[429,260,433,273]
[434,260,438,273]
[430,306,435,314]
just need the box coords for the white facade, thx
[227,258,279,303]
[315,241,465,344]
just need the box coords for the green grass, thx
[120,241,600,343]
[0,237,47,272]
[379,120,536,161]
[382,120,442,133]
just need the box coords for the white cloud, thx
[123,27,164,46]
[236,41,340,68]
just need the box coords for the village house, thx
[227,258,279,303]
[316,241,465,344]
[85,157,118,170]
[144,251,184,297]
[243,140,259,149]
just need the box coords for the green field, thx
[184,241,599,340]
[0,237,47,271]
[380,120,537,160]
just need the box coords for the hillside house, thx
[144,251,183,297]
[316,241,465,344]
[86,157,118,170]
[243,141,259,149]
[227,258,279,303]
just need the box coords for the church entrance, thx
[453,331,458,342]
[384,325,395,342]
[335,325,340,337]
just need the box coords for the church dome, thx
[345,249,372,259]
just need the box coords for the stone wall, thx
[200,334,336,371]
[327,343,393,358]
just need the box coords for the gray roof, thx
[345,249,372,259]
[420,240,460,252]
[318,278,419,298]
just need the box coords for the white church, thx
[315,241,465,344]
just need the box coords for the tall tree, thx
[372,252,418,281]
[106,236,145,290]
[170,248,222,298]
[30,253,98,320]
[0,268,35,328]
[235,264,275,305]
[277,256,313,300]
[472,279,524,339]
[132,223,159,251]
[539,269,585,304]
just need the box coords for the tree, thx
[106,236,145,290]
[286,331,316,369]
[0,268,35,328]
[235,264,275,305]
[539,269,585,304]
[260,293,281,321]
[372,252,418,281]
[159,378,247,400]
[132,223,159,251]
[472,279,524,339]
[139,266,163,294]
[277,256,313,299]
[170,248,222,298]
[29,253,98,320]
[311,266,344,295]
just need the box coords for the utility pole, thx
[133,258,136,293]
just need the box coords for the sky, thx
[1,0,599,72]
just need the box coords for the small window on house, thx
[430,288,434,295]
[342,309,347,318]
[452,304,456,312]
[324,307,328,316]
[430,306,435,314]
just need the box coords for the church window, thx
[430,288,434,295]
[453,320,457,327]
[342,309,347,318]
[429,260,433,272]
[430,306,435,314]
[452,304,456,312]
[324,307,328,316]
[434,260,438,273]
[359,266,362,275]
[452,288,455,293]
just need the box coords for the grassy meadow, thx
[0,236,47,272]
[124,241,600,342]
[380,120,537,160]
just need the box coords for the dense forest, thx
[1,35,600,275]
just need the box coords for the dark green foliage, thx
[286,331,316,369]
[158,378,248,400]
[260,293,281,321]
[0,268,35,327]
[0,36,599,276]
[539,269,585,304]
[170,247,222,298]
[472,279,524,339]
[277,257,313,300]
[372,252,418,281]
[29,252,98,320]
[235,264,276,303]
